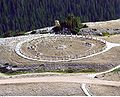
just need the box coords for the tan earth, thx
[20,36,104,61]
[84,19,120,29]
[0,34,120,69]
[95,71,120,81]
[102,34,120,44]
[0,82,85,96]
[87,84,120,96]
[0,19,120,96]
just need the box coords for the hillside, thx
[84,19,120,29]
[0,0,120,34]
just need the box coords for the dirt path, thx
[0,33,120,96]
[0,75,119,87]
[15,34,120,62]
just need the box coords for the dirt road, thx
[0,75,119,87]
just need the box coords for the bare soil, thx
[84,19,120,29]
[0,82,85,96]
[102,34,120,44]
[0,34,120,72]
[87,84,120,96]
[96,72,120,81]
[21,36,104,61]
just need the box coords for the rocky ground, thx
[84,19,120,29]
[87,84,120,96]
[81,19,120,36]
[87,70,120,96]
[0,34,120,72]
[80,22,120,96]
[102,34,120,43]
[0,82,85,96]
[0,19,120,96]
[20,36,104,61]
[95,71,120,81]
[78,46,120,65]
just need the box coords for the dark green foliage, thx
[2,31,25,38]
[0,0,120,35]
[64,67,75,73]
[53,14,84,34]
[102,32,110,36]
[65,14,84,34]
[112,68,120,72]
[4,71,30,75]
[52,26,62,32]
[31,30,36,34]
[83,24,88,28]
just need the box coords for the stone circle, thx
[16,34,106,62]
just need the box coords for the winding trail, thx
[15,34,117,62]
[81,41,120,96]
[0,75,120,86]
[15,36,120,96]
[82,83,92,96]
[0,34,120,96]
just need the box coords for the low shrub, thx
[64,67,76,73]
[102,32,110,36]
[112,68,120,72]
[1,31,25,38]
[31,30,36,34]
[83,24,88,28]
[81,69,96,73]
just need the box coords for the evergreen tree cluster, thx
[53,14,85,34]
[0,0,120,35]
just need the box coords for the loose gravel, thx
[0,82,85,96]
